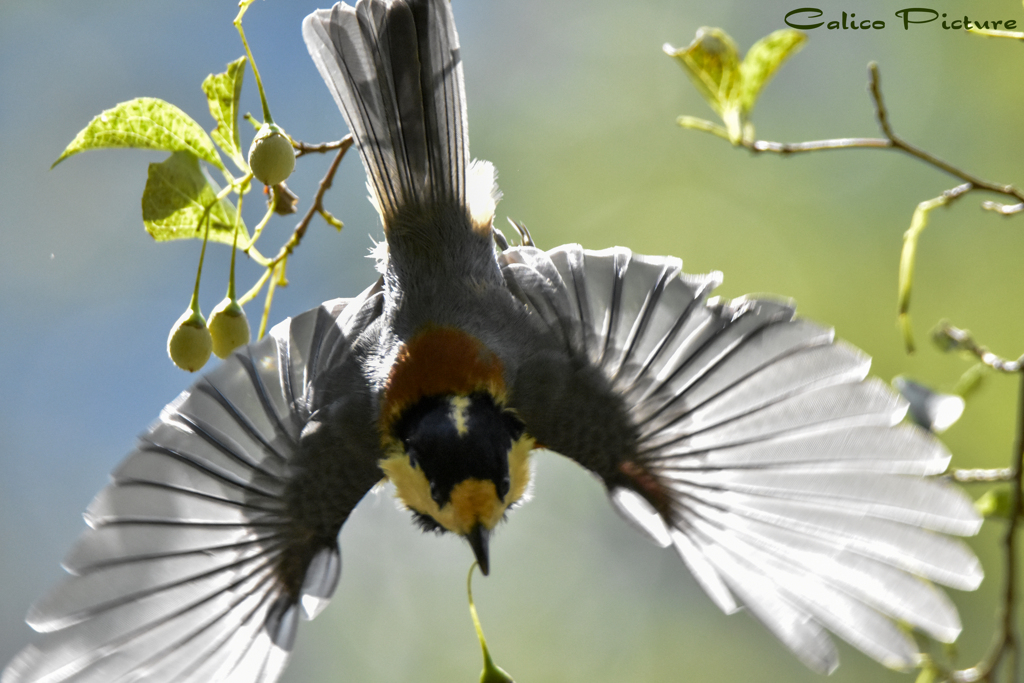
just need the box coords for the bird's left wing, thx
[500,244,982,674]
[4,282,386,683]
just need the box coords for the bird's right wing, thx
[500,244,983,674]
[3,280,386,683]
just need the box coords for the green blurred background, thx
[2,0,1023,681]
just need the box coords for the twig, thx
[864,64,1024,203]
[897,184,973,352]
[982,201,1024,216]
[953,373,1024,683]
[1004,377,1024,683]
[933,322,1024,374]
[265,135,353,267]
[750,137,890,153]
[237,136,353,309]
[293,138,351,158]
[694,64,1024,208]
[952,468,1016,484]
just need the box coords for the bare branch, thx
[933,322,1023,374]
[952,468,1016,484]
[268,135,353,265]
[292,137,352,158]
[688,63,1024,208]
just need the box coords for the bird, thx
[4,0,983,681]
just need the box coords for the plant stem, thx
[467,564,496,671]
[952,469,1016,484]
[293,138,352,158]
[267,136,352,265]
[953,374,1024,683]
[999,373,1024,682]
[227,192,243,301]
[234,0,273,124]
[190,209,214,316]
[687,63,1024,208]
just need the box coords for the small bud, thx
[248,122,295,186]
[208,297,251,359]
[167,308,212,372]
[931,320,969,353]
[975,488,1014,519]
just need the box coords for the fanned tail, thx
[303,0,468,224]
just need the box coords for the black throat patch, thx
[393,392,523,507]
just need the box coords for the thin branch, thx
[897,184,973,352]
[1005,377,1024,683]
[293,138,352,158]
[933,322,1024,374]
[264,135,353,267]
[983,201,1024,216]
[865,64,1024,202]
[952,468,1016,484]
[690,63,1024,207]
[954,375,1024,683]
[749,137,891,153]
[237,136,353,311]
[998,375,1024,683]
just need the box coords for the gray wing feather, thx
[3,284,384,683]
[501,244,982,674]
[303,0,467,216]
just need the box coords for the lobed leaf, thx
[202,57,248,172]
[738,29,806,114]
[54,97,224,170]
[142,151,247,244]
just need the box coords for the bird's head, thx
[380,392,533,573]
[378,326,534,574]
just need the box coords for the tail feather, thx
[303,0,468,221]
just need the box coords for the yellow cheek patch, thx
[507,433,534,505]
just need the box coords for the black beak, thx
[466,524,490,576]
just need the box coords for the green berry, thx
[248,122,295,186]
[208,297,251,359]
[167,307,212,372]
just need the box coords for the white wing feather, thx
[501,244,982,674]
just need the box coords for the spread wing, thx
[3,282,386,683]
[500,244,983,674]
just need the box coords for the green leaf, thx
[665,28,741,117]
[665,28,742,142]
[142,151,247,244]
[202,57,248,172]
[738,29,806,114]
[54,97,224,170]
